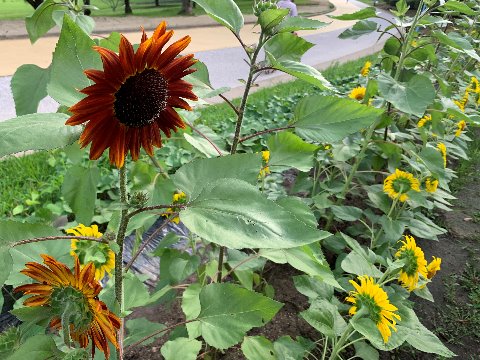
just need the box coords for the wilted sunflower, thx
[349,86,366,101]
[383,169,420,202]
[417,114,431,128]
[437,142,447,167]
[395,235,428,291]
[66,22,198,168]
[360,61,371,77]
[14,255,120,359]
[67,224,115,281]
[346,276,401,343]
[425,177,439,193]
[455,120,466,137]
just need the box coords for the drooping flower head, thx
[437,142,447,167]
[66,224,115,281]
[425,177,439,193]
[417,114,431,128]
[455,120,467,137]
[349,86,366,101]
[66,22,198,168]
[346,276,401,343]
[395,235,428,291]
[14,255,120,359]
[163,191,187,224]
[426,256,441,279]
[383,169,420,202]
[360,61,372,77]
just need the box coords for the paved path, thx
[0,0,389,121]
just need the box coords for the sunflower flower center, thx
[114,69,169,127]
[50,286,93,331]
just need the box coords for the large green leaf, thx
[301,299,347,337]
[191,283,282,349]
[161,338,202,360]
[0,220,63,249]
[377,74,435,117]
[180,178,330,249]
[124,318,166,346]
[173,153,261,199]
[441,0,477,15]
[276,17,328,33]
[339,20,378,39]
[242,336,275,360]
[351,317,409,351]
[0,114,80,158]
[11,65,50,116]
[330,7,377,20]
[25,0,67,43]
[62,166,100,224]
[193,0,244,34]
[294,95,383,143]
[267,131,318,172]
[258,8,290,32]
[7,335,59,360]
[48,15,102,107]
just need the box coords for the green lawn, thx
[0,0,313,20]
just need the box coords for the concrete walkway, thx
[0,0,388,121]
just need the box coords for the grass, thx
[449,128,480,193]
[0,0,314,20]
[0,55,374,218]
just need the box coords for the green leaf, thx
[301,299,347,337]
[193,0,244,34]
[354,341,379,360]
[259,244,341,289]
[377,74,435,117]
[293,275,334,300]
[182,283,202,339]
[48,15,102,107]
[331,205,363,221]
[184,133,227,158]
[441,1,477,15]
[180,178,330,249]
[173,153,261,199]
[192,283,282,349]
[62,166,100,224]
[330,7,377,20]
[10,307,53,326]
[97,32,121,51]
[417,147,446,178]
[0,220,63,249]
[341,251,383,277]
[161,338,202,360]
[273,336,312,360]
[339,20,378,39]
[11,65,50,116]
[0,114,80,158]
[258,8,290,32]
[158,249,200,284]
[275,197,317,228]
[124,318,166,346]
[7,335,59,360]
[25,0,67,43]
[294,95,383,143]
[242,336,275,360]
[350,317,409,351]
[267,131,318,172]
[276,17,328,33]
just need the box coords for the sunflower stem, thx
[61,303,72,349]
[328,323,354,360]
[115,166,129,360]
[216,32,266,283]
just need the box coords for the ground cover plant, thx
[0,0,479,359]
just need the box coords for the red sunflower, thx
[66,22,198,168]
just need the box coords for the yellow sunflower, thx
[425,177,439,193]
[360,61,372,77]
[417,114,431,128]
[163,191,187,224]
[426,256,441,279]
[437,143,447,167]
[455,120,466,137]
[349,86,366,101]
[383,169,420,202]
[67,224,115,281]
[66,22,198,168]
[346,276,401,343]
[14,255,120,359]
[395,235,428,291]
[259,150,271,177]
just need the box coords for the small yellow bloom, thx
[66,224,115,281]
[164,191,187,223]
[262,150,270,162]
[349,87,366,101]
[426,256,441,279]
[417,114,431,128]
[260,150,271,177]
[360,61,372,77]
[383,169,420,202]
[411,39,418,47]
[172,191,186,203]
[455,120,466,137]
[395,235,428,292]
[346,276,401,343]
[425,177,439,193]
[437,143,447,167]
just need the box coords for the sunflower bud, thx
[253,0,278,16]
[130,191,149,208]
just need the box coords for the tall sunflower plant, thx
[0,0,478,359]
